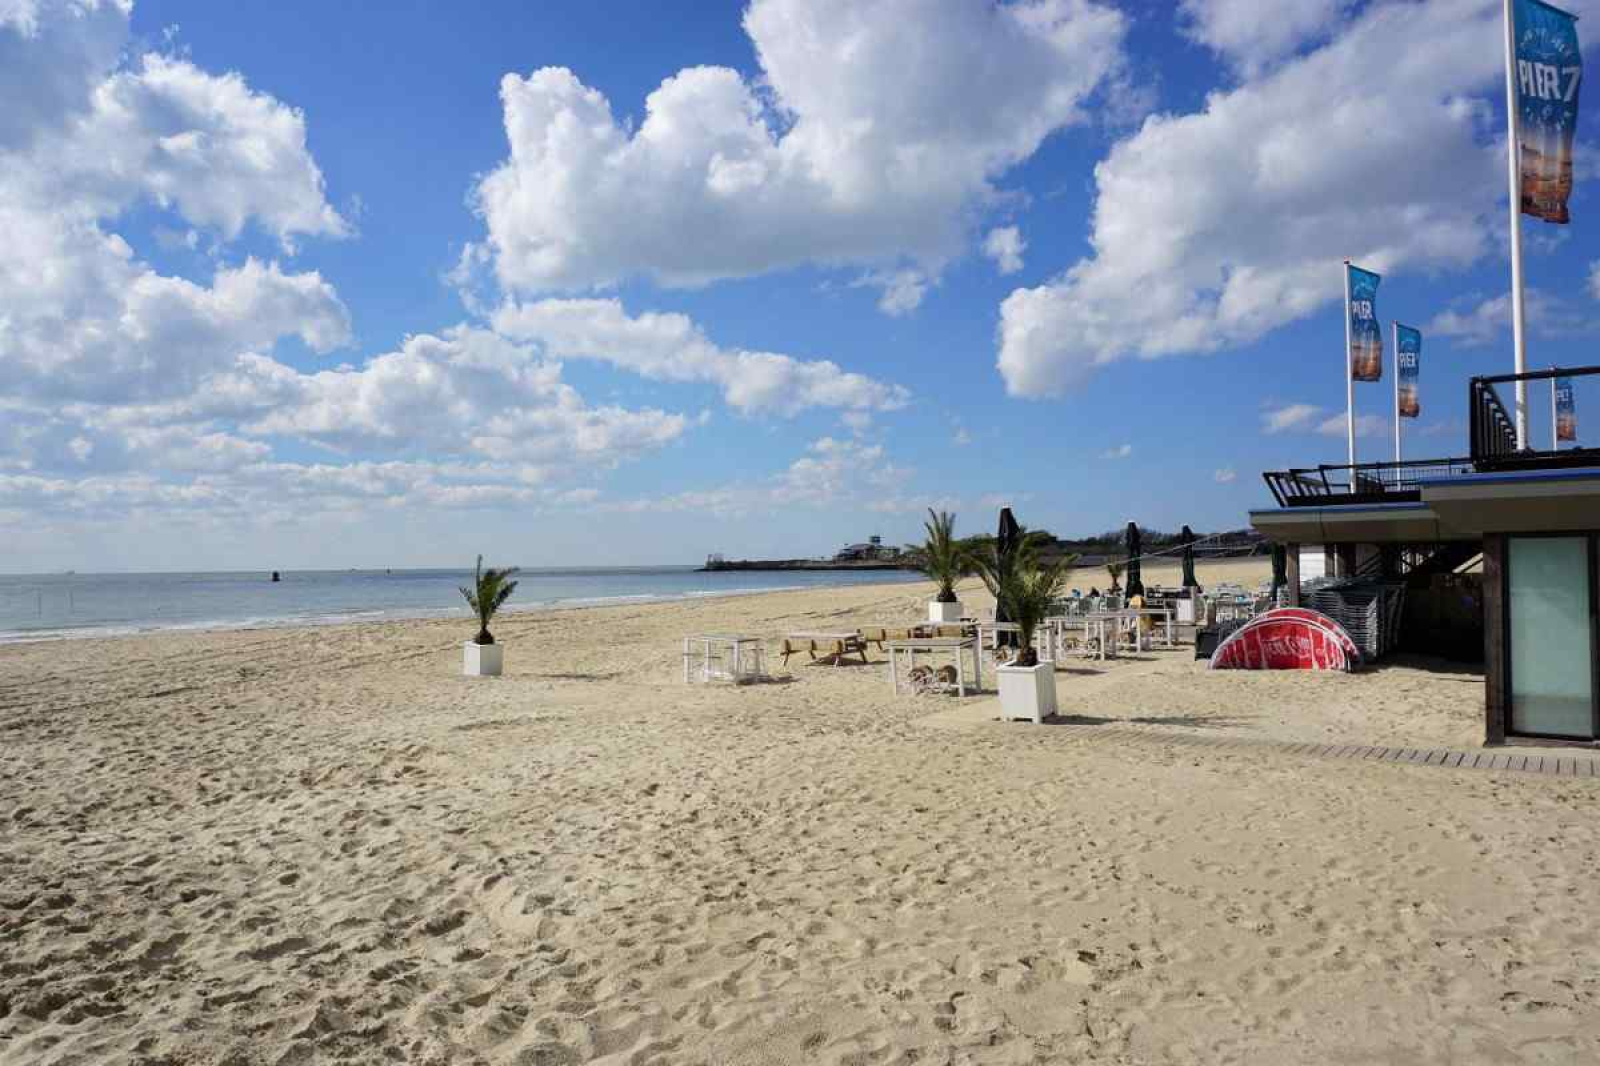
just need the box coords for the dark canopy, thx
[994,507,1022,627]
[1124,521,1144,599]
[1180,524,1200,590]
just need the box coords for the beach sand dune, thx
[2,566,1597,1064]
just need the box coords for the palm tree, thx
[977,542,1072,667]
[1105,560,1125,593]
[968,522,1051,602]
[460,555,519,645]
[907,508,967,603]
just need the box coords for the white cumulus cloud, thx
[998,0,1513,397]
[1262,403,1322,434]
[463,0,1126,308]
[492,298,909,416]
[1179,0,1350,75]
[0,2,352,405]
[1427,289,1596,347]
[1317,413,1387,438]
[982,226,1027,275]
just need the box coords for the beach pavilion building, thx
[1251,367,1600,748]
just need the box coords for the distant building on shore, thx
[833,535,900,563]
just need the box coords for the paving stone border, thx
[1062,724,1600,777]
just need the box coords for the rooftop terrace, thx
[1263,366,1600,509]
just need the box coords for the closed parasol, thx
[1124,521,1144,599]
[1180,525,1200,591]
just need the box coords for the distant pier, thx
[698,558,917,573]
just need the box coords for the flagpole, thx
[1343,259,1355,468]
[1503,0,1529,449]
[1393,322,1402,464]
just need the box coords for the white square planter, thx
[997,662,1057,724]
[463,641,503,677]
[928,600,964,624]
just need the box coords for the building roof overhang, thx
[1251,466,1600,543]
[1249,503,1462,545]
[1419,467,1600,535]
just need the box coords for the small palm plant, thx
[909,508,967,603]
[976,542,1075,667]
[1105,560,1125,593]
[460,555,519,645]
[993,562,1070,669]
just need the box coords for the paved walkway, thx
[917,700,1600,778]
[1045,723,1600,777]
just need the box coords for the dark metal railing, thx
[1468,374,1517,465]
[1262,456,1477,508]
[1470,365,1600,471]
[1265,365,1600,507]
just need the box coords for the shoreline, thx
[0,572,932,648]
[0,555,1272,649]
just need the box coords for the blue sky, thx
[1,0,1597,571]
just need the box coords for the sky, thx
[1,0,1598,572]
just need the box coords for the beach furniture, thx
[1064,613,1120,661]
[682,634,767,684]
[1121,605,1176,649]
[886,636,982,696]
[781,631,869,666]
[857,625,925,655]
[978,620,1055,664]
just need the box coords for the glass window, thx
[1508,536,1594,739]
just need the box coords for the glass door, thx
[1508,536,1596,739]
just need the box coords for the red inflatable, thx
[1208,607,1359,672]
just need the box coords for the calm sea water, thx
[0,567,923,644]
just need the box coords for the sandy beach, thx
[3,561,1598,1065]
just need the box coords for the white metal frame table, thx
[1122,607,1176,649]
[979,620,1059,664]
[682,633,766,684]
[886,637,982,696]
[1060,613,1120,661]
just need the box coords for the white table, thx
[682,634,766,684]
[975,620,1055,664]
[886,637,982,696]
[1051,614,1120,661]
[1122,607,1176,648]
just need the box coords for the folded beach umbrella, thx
[1180,525,1200,590]
[1270,543,1287,598]
[995,507,1021,629]
[1124,521,1144,599]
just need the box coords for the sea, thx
[0,567,924,644]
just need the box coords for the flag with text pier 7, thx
[1513,0,1582,224]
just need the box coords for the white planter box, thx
[463,641,503,677]
[928,600,963,623]
[997,662,1057,724]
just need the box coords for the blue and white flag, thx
[1513,0,1583,224]
[1348,264,1382,382]
[1556,376,1577,442]
[1396,325,1421,418]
